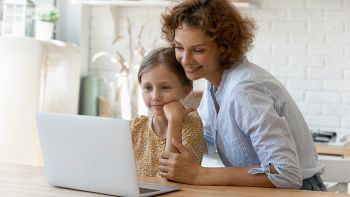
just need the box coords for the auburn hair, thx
[161,0,256,69]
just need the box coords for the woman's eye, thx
[193,49,205,53]
[174,46,184,50]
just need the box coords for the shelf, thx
[71,0,254,8]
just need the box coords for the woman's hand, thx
[159,138,203,184]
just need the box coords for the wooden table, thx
[0,162,349,197]
[315,144,350,158]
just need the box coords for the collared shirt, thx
[198,58,323,188]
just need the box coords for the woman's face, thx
[140,65,189,117]
[174,23,223,87]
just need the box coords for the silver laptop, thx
[36,112,179,196]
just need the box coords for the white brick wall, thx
[306,0,343,9]
[298,102,322,115]
[308,21,344,33]
[342,117,350,128]
[307,68,343,80]
[287,79,323,90]
[288,10,324,21]
[305,92,341,104]
[260,0,305,9]
[87,0,350,132]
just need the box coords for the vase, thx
[35,21,54,40]
[97,74,132,120]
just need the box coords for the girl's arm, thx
[163,101,194,153]
[165,117,183,153]
[181,112,206,164]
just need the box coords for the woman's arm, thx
[232,83,304,188]
[159,139,275,187]
[196,166,274,187]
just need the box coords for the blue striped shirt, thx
[198,58,323,188]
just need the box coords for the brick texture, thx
[88,0,350,131]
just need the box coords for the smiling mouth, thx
[184,66,201,73]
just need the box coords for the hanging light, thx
[1,0,35,37]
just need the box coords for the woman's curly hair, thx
[161,0,256,69]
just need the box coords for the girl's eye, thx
[143,85,152,91]
[161,86,170,90]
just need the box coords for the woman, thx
[158,0,326,191]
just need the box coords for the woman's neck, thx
[207,67,224,88]
[152,115,168,138]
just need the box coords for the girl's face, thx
[174,23,223,87]
[140,65,190,116]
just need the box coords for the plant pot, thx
[35,21,54,40]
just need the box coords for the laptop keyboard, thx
[139,187,160,194]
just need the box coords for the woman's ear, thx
[219,45,225,56]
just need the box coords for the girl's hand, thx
[163,101,195,122]
[163,101,195,153]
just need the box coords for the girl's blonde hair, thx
[138,47,193,89]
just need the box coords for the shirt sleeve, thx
[182,112,207,164]
[233,82,303,188]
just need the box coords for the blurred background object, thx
[1,0,35,37]
[0,37,81,166]
[33,4,59,40]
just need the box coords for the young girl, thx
[131,47,206,177]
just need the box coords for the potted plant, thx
[33,4,59,40]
